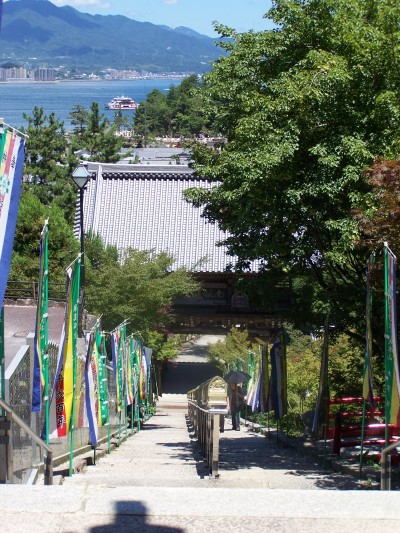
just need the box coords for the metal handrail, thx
[187,399,227,477]
[381,438,400,490]
[5,280,65,302]
[0,398,53,485]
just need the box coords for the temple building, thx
[78,159,291,336]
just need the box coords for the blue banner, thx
[0,128,25,308]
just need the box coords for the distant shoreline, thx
[0,76,187,85]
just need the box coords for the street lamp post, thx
[71,163,91,337]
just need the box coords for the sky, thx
[47,0,275,37]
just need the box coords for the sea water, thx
[0,78,179,131]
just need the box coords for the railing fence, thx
[3,334,125,484]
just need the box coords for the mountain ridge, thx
[0,0,222,73]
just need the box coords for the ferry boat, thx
[105,96,139,110]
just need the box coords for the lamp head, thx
[72,164,91,189]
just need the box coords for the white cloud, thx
[163,0,178,4]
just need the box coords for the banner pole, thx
[125,401,128,440]
[359,398,367,478]
[384,243,389,448]
[360,253,375,479]
[69,259,81,476]
[107,412,111,453]
[43,222,49,446]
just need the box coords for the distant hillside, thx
[0,0,223,73]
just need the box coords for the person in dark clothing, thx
[227,383,245,431]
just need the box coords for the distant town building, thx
[0,67,29,80]
[34,68,56,81]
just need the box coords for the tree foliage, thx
[356,160,400,254]
[10,191,79,282]
[68,104,90,135]
[285,325,365,414]
[14,107,80,282]
[69,102,124,162]
[207,327,259,372]
[22,106,78,222]
[134,75,215,139]
[85,237,199,338]
[185,0,400,339]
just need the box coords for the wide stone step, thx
[1,485,399,533]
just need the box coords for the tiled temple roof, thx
[78,163,259,273]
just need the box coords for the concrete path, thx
[2,335,399,532]
[1,405,400,532]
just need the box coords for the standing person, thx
[228,383,244,431]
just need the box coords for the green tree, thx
[84,233,194,361]
[85,242,199,335]
[75,102,124,162]
[88,101,103,135]
[113,109,128,132]
[134,89,170,138]
[134,76,214,139]
[10,191,79,283]
[68,104,90,134]
[22,106,78,223]
[185,0,400,340]
[145,330,185,363]
[207,327,258,372]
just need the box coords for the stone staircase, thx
[1,404,400,532]
[2,333,400,532]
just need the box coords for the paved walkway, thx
[2,336,400,531]
[1,403,400,532]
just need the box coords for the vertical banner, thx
[362,254,375,406]
[0,126,25,307]
[269,334,287,420]
[0,307,4,412]
[100,331,111,452]
[260,345,270,413]
[125,334,134,406]
[246,350,261,412]
[97,328,108,426]
[131,338,139,399]
[85,327,105,447]
[111,323,125,413]
[111,328,121,412]
[140,344,148,401]
[0,125,24,413]
[51,257,81,437]
[384,243,400,431]
[132,338,141,426]
[144,346,152,406]
[312,316,330,435]
[119,323,126,405]
[85,331,96,445]
[32,220,49,413]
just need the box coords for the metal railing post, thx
[380,438,400,490]
[187,399,227,478]
[44,450,53,486]
[210,413,220,476]
[0,398,53,485]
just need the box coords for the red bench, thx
[326,397,400,457]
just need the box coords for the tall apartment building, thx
[1,67,28,79]
[34,68,55,81]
